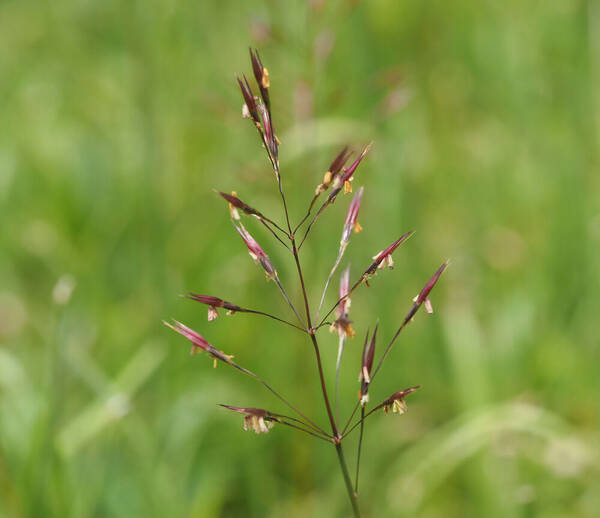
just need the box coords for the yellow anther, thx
[261,67,270,88]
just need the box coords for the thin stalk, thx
[297,206,324,250]
[293,191,323,235]
[274,419,332,442]
[293,205,313,234]
[292,240,361,517]
[262,157,337,438]
[315,244,346,321]
[343,406,380,439]
[273,277,306,329]
[259,219,291,251]
[271,412,329,436]
[335,443,361,517]
[270,158,293,236]
[276,155,358,515]
[334,335,346,426]
[318,277,363,328]
[260,216,289,238]
[290,243,338,435]
[297,185,344,250]
[242,309,306,333]
[354,407,366,493]
[310,333,338,434]
[342,401,360,436]
[371,314,413,382]
[277,175,293,233]
[246,371,329,437]
[218,355,327,436]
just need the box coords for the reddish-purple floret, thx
[185,293,242,321]
[329,146,352,176]
[362,231,414,282]
[359,325,377,405]
[164,320,234,364]
[416,262,448,305]
[234,223,278,280]
[405,262,448,322]
[339,144,371,185]
[341,187,364,244]
[338,266,351,316]
[249,47,270,109]
[237,75,259,123]
[219,404,274,434]
[218,191,262,219]
[381,386,421,415]
[327,144,371,200]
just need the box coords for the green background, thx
[1,0,599,516]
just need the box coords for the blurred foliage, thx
[1,0,599,517]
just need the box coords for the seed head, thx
[338,266,351,316]
[237,75,259,124]
[331,143,372,195]
[164,320,234,364]
[329,146,352,176]
[415,262,448,305]
[358,325,377,406]
[185,293,243,321]
[258,103,278,161]
[330,315,355,340]
[405,262,448,323]
[341,187,364,245]
[234,223,278,280]
[330,267,355,339]
[381,386,421,415]
[249,48,271,109]
[315,146,351,195]
[219,404,275,434]
[362,231,414,283]
[217,191,263,221]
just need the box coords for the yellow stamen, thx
[261,67,270,88]
[346,323,356,339]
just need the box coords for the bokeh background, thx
[1,0,599,516]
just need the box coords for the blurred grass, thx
[1,0,599,516]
